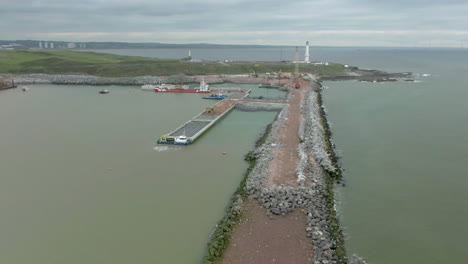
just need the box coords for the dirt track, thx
[219,199,313,264]
[217,78,314,264]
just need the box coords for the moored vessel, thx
[142,78,210,93]
[157,134,192,145]
[203,92,228,100]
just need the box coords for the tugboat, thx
[99,89,109,94]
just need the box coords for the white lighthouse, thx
[304,41,310,63]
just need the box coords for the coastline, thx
[7,70,409,86]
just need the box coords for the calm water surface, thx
[322,49,468,263]
[0,84,277,264]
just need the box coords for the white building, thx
[304,41,310,63]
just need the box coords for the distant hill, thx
[0,50,348,77]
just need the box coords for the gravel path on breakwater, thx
[245,83,344,264]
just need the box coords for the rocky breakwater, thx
[203,78,368,264]
[246,86,349,264]
[14,74,161,85]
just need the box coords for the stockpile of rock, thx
[235,102,287,112]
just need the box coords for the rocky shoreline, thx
[11,74,161,85]
[9,71,410,86]
[10,73,268,86]
[318,70,410,82]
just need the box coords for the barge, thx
[157,89,250,146]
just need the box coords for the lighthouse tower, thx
[304,41,310,63]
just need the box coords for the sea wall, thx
[13,73,266,86]
[14,74,161,85]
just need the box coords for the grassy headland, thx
[0,50,350,77]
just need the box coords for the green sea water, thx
[322,49,468,264]
[0,84,277,264]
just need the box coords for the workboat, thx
[99,89,109,94]
[174,135,189,145]
[259,84,281,88]
[203,92,228,100]
[157,134,191,145]
[143,78,210,93]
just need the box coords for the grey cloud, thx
[1,0,467,46]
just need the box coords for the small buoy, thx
[222,152,227,155]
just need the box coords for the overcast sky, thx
[1,0,468,47]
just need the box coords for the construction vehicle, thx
[205,106,215,113]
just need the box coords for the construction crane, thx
[293,47,302,89]
[294,46,299,76]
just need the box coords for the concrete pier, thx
[157,90,251,145]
